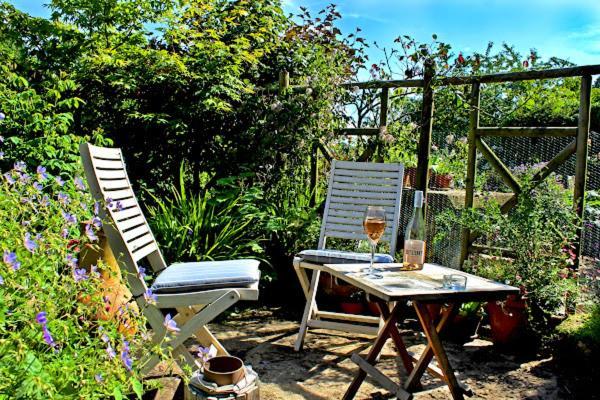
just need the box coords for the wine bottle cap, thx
[414,190,423,208]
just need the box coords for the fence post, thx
[279,70,290,92]
[415,61,435,199]
[309,142,318,207]
[460,82,481,268]
[573,74,592,267]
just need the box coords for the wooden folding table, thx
[318,263,519,400]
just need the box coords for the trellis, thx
[277,65,600,267]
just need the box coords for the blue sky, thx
[9,0,600,67]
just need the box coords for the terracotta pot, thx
[433,173,453,189]
[425,303,443,320]
[367,301,380,316]
[340,302,365,315]
[486,295,528,346]
[77,226,138,336]
[204,356,245,386]
[404,167,417,187]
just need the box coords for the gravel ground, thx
[150,307,588,400]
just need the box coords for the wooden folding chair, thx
[294,160,404,351]
[80,143,259,374]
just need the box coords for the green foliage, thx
[146,165,269,263]
[0,162,153,399]
[557,303,600,345]
[436,173,580,338]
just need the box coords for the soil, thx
[150,307,593,400]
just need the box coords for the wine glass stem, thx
[370,242,375,271]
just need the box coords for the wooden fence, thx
[277,65,600,268]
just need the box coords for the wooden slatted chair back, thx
[80,143,167,297]
[319,160,404,256]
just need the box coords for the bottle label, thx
[404,239,425,265]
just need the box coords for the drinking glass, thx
[362,206,387,279]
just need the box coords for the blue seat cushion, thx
[297,249,394,265]
[151,259,260,293]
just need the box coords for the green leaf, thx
[130,377,143,399]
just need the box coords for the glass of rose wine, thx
[362,206,387,279]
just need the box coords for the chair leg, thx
[294,269,320,351]
[176,307,230,356]
[142,290,241,375]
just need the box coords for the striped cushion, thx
[298,249,394,265]
[151,259,260,293]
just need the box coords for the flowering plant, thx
[0,161,158,398]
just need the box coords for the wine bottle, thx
[402,190,426,271]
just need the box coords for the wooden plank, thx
[330,188,397,199]
[338,128,380,136]
[333,175,400,185]
[307,319,380,336]
[476,126,577,137]
[101,179,130,190]
[89,145,123,159]
[317,141,335,162]
[328,208,395,219]
[351,354,412,400]
[379,87,389,129]
[415,62,435,195]
[334,168,401,179]
[104,188,134,201]
[107,197,137,209]
[123,224,151,242]
[441,64,600,85]
[332,181,399,192]
[315,310,380,325]
[117,215,147,232]
[323,230,369,241]
[460,82,480,267]
[128,233,154,252]
[340,79,425,89]
[92,159,125,170]
[97,169,128,180]
[132,241,159,262]
[574,75,592,266]
[476,137,522,194]
[295,269,321,351]
[335,160,402,172]
[330,196,394,206]
[113,207,142,222]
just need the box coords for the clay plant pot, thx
[433,173,453,189]
[404,167,417,188]
[340,302,366,315]
[204,356,245,386]
[486,295,528,346]
[367,301,380,316]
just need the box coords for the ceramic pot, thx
[486,295,528,346]
[204,356,245,386]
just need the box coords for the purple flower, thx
[120,339,133,371]
[33,182,43,191]
[94,201,100,215]
[138,266,146,279]
[91,216,102,229]
[0,135,3,141]
[66,254,78,268]
[0,151,4,159]
[73,268,88,282]
[0,275,3,285]
[62,211,77,225]
[42,326,56,348]
[3,251,20,271]
[14,161,26,172]
[163,314,180,333]
[61,228,69,238]
[55,176,65,186]
[90,264,100,278]
[19,173,31,184]
[101,333,110,343]
[144,289,157,304]
[106,345,116,359]
[36,312,48,324]
[40,195,50,207]
[0,112,5,120]
[85,224,98,242]
[57,192,70,205]
[36,166,48,181]
[24,233,38,253]
[74,177,85,190]
[95,373,103,383]
[3,173,15,184]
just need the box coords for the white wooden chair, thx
[80,143,259,374]
[294,160,404,351]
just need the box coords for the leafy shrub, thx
[436,174,580,339]
[0,161,155,398]
[146,166,270,264]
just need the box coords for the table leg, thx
[294,269,321,351]
[413,302,464,400]
[343,303,401,400]
[377,301,414,375]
